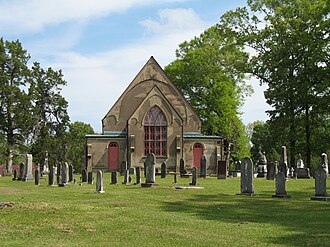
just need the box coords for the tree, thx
[29,62,70,167]
[0,39,31,174]
[222,0,330,168]
[66,121,94,171]
[165,26,252,163]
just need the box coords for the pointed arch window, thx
[144,106,167,156]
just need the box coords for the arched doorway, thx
[193,143,203,168]
[108,142,119,170]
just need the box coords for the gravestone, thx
[217,160,227,179]
[144,162,146,178]
[189,167,197,186]
[272,172,290,198]
[311,165,329,201]
[18,162,24,181]
[61,162,69,185]
[22,154,33,181]
[57,163,62,185]
[240,157,254,196]
[122,169,130,184]
[236,161,241,171]
[111,171,118,184]
[321,153,328,175]
[266,162,276,180]
[95,171,104,193]
[279,146,288,178]
[256,148,267,178]
[180,158,186,175]
[161,162,167,178]
[200,156,207,178]
[88,172,93,184]
[68,164,74,182]
[135,167,141,185]
[174,173,177,183]
[12,170,17,181]
[296,168,311,179]
[35,169,40,186]
[296,154,304,168]
[141,153,159,187]
[129,167,136,175]
[48,166,56,186]
[120,161,127,176]
[81,169,87,182]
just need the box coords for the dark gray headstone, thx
[311,166,329,201]
[95,171,104,193]
[129,167,136,175]
[200,156,207,178]
[35,169,40,185]
[68,164,74,182]
[81,169,87,182]
[22,154,33,181]
[266,162,276,180]
[88,171,93,184]
[18,162,24,181]
[174,173,177,183]
[272,172,290,198]
[296,168,311,178]
[61,162,69,185]
[189,167,197,186]
[144,162,146,178]
[12,170,17,181]
[240,157,254,195]
[312,166,328,198]
[180,158,186,175]
[135,167,141,185]
[217,160,227,179]
[161,162,167,178]
[111,171,118,184]
[236,161,241,171]
[48,166,56,186]
[122,169,130,184]
[120,161,127,176]
[141,153,159,187]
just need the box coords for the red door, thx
[108,143,119,170]
[193,143,203,168]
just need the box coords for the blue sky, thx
[0,0,269,132]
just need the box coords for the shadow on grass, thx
[161,192,330,246]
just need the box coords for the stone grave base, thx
[180,174,192,178]
[141,183,159,188]
[174,186,204,190]
[272,194,291,198]
[58,183,70,187]
[95,190,105,193]
[310,196,330,201]
[237,193,255,196]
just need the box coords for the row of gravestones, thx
[12,154,75,187]
[179,156,207,178]
[82,153,201,193]
[240,156,329,201]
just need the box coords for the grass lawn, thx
[0,173,330,247]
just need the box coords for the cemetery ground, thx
[0,175,329,247]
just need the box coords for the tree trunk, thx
[305,104,311,169]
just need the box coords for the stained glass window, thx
[144,106,167,156]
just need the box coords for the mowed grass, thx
[0,173,330,247]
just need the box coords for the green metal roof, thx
[85,131,127,138]
[183,132,221,139]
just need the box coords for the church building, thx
[85,57,224,174]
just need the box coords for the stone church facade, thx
[85,57,224,174]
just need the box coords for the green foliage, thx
[0,38,31,172]
[29,62,70,166]
[66,121,94,171]
[222,0,330,167]
[165,25,252,160]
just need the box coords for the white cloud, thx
[140,8,207,33]
[49,8,209,132]
[0,0,187,34]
